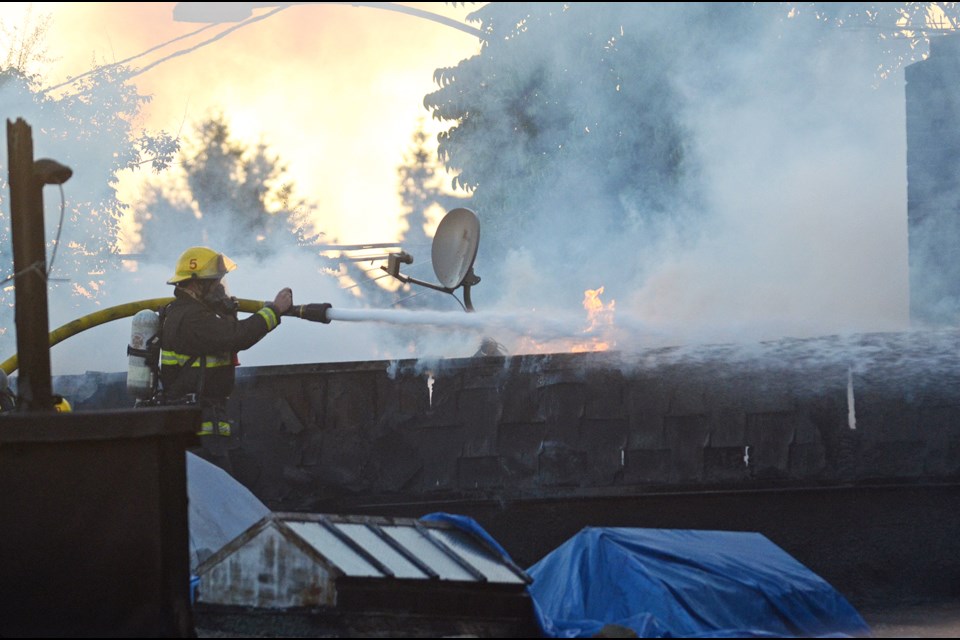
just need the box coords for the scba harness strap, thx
[126,334,160,365]
[133,303,204,407]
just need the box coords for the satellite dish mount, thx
[383,208,481,312]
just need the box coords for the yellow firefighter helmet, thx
[167,246,237,284]
[53,395,72,412]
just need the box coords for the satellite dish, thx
[432,208,480,289]
[380,207,482,311]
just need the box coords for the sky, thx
[0,2,494,375]
[0,3,944,381]
[8,1,483,245]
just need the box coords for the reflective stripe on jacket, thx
[159,289,280,402]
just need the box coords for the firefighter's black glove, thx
[298,303,332,324]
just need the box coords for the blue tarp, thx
[526,527,872,638]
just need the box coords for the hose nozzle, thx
[289,303,332,323]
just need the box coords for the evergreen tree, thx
[394,119,470,311]
[134,111,323,262]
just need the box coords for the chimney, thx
[905,33,960,326]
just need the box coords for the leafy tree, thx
[424,2,960,302]
[0,9,178,355]
[778,2,960,80]
[425,2,702,300]
[134,112,323,262]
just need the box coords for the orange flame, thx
[508,286,618,355]
[572,286,615,352]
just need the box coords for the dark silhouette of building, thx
[905,33,960,325]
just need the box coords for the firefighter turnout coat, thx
[160,288,281,434]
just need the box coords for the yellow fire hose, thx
[1,297,266,375]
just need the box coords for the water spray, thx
[323,306,595,338]
[0,208,580,376]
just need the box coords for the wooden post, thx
[7,118,53,410]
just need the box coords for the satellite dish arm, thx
[382,253,480,311]
[382,252,451,294]
[381,208,481,311]
[382,252,452,293]
[461,267,481,312]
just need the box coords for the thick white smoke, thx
[2,4,942,381]
[479,7,913,356]
[630,18,910,344]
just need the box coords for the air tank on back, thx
[127,309,161,400]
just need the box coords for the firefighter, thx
[160,246,293,436]
[0,370,71,413]
[53,395,71,412]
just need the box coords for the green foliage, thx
[780,2,960,79]
[397,120,468,259]
[393,119,470,312]
[133,112,325,263]
[0,43,180,353]
[424,2,960,300]
[425,2,702,286]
